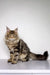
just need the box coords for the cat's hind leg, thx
[21,58,29,62]
[20,54,29,62]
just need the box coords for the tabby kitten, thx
[5,27,48,64]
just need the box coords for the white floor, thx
[0,74,50,75]
[0,74,32,75]
[0,60,50,70]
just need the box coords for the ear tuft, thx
[6,26,10,32]
[14,28,18,32]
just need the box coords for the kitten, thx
[5,27,48,64]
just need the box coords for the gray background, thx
[0,0,50,59]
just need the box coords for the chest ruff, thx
[5,39,20,50]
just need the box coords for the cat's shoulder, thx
[19,39,24,43]
[19,39,27,45]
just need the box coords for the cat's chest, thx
[7,42,18,50]
[6,39,19,48]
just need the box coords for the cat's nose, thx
[11,35,13,38]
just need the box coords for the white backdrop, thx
[0,0,50,59]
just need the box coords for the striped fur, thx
[5,27,48,64]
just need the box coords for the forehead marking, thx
[10,31,15,34]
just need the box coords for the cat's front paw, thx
[11,60,18,64]
[8,58,12,63]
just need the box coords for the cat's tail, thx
[29,51,48,60]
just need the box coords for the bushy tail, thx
[43,51,48,60]
[29,51,48,60]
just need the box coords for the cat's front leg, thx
[11,56,19,64]
[11,50,19,64]
[8,50,14,63]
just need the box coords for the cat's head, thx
[5,27,19,41]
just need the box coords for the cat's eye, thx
[7,35,9,37]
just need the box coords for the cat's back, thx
[19,39,30,52]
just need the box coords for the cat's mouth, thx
[9,38,15,41]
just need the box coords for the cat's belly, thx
[19,54,27,59]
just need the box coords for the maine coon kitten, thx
[5,27,48,64]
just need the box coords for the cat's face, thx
[5,27,19,41]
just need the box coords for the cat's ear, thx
[6,26,10,32]
[14,28,18,32]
